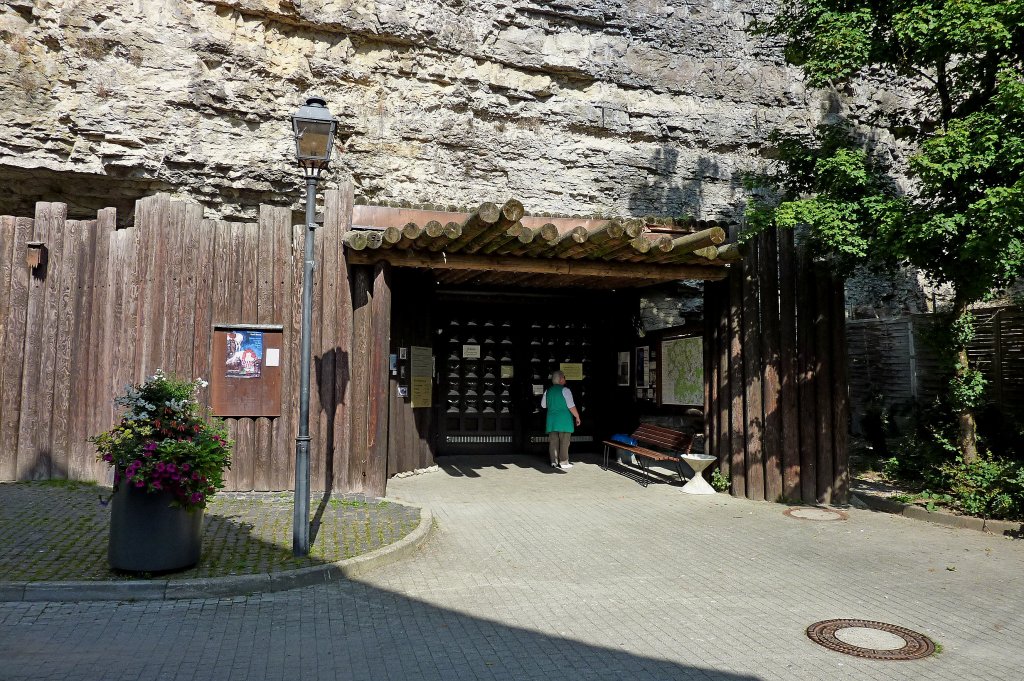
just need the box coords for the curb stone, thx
[0,504,433,602]
[853,491,1023,537]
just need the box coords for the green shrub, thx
[940,455,1024,521]
[710,469,730,492]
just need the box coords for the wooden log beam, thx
[480,222,525,255]
[382,225,403,244]
[346,249,728,280]
[392,222,423,250]
[717,242,743,261]
[426,221,463,252]
[507,223,560,257]
[561,221,624,259]
[666,227,726,255]
[413,219,447,250]
[444,202,501,254]
[549,225,589,256]
[343,231,369,250]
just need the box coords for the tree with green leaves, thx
[747,0,1024,461]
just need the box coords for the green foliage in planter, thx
[92,371,233,511]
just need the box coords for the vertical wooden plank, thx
[282,222,305,491]
[135,194,169,379]
[174,204,203,383]
[86,208,115,481]
[236,219,260,491]
[366,262,392,497]
[0,217,15,362]
[831,273,850,505]
[814,264,835,504]
[0,216,34,480]
[66,219,99,480]
[17,202,67,479]
[50,218,84,479]
[307,215,327,492]
[254,206,277,491]
[271,210,295,490]
[319,188,344,491]
[703,281,716,458]
[226,221,251,490]
[114,210,142,412]
[728,265,746,498]
[796,248,818,504]
[331,183,355,491]
[191,220,217,413]
[715,280,730,479]
[348,266,372,493]
[777,228,800,500]
[759,231,783,502]
[160,200,187,377]
[742,241,765,501]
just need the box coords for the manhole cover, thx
[807,619,936,660]
[784,507,848,521]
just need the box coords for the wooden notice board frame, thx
[210,324,284,417]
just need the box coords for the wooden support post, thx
[366,262,392,497]
[814,264,835,504]
[728,264,746,498]
[777,229,801,500]
[759,230,783,502]
[348,266,372,493]
[796,248,817,504]
[831,271,850,505]
[742,240,765,501]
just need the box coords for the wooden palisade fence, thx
[704,228,850,505]
[0,188,394,494]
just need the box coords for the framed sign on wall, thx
[210,324,284,417]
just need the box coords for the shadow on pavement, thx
[0,576,764,681]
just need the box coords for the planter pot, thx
[108,482,204,573]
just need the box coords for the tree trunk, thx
[951,294,979,463]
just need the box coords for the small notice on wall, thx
[462,344,481,359]
[559,363,584,381]
[410,345,433,408]
[532,384,544,396]
[265,348,280,367]
[226,331,263,379]
[500,365,514,379]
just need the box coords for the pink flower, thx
[155,462,166,473]
[135,480,145,488]
[182,463,190,472]
[167,463,177,474]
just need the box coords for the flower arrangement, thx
[92,370,233,511]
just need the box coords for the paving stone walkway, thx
[0,481,420,581]
[2,454,1023,680]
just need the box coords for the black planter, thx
[108,482,204,573]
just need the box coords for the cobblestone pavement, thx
[2,455,1023,680]
[0,482,420,581]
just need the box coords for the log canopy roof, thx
[344,199,741,288]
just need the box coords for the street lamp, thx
[291,95,337,556]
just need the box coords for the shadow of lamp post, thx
[290,95,337,557]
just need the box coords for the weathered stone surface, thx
[0,0,908,224]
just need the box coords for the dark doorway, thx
[433,290,622,456]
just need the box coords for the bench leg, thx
[674,459,686,484]
[634,456,651,488]
[602,444,609,470]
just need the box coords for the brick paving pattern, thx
[0,482,420,581]
[2,454,1023,680]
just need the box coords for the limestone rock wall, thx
[0,0,852,222]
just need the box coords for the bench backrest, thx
[632,424,693,452]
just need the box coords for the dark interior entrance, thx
[433,291,617,456]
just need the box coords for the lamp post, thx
[290,95,337,556]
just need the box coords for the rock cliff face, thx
[0,0,859,222]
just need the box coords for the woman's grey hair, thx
[551,370,565,382]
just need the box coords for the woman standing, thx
[542,370,581,469]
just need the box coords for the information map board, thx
[210,324,283,417]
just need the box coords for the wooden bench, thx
[602,424,694,487]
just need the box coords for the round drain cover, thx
[807,619,935,660]
[784,507,848,521]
